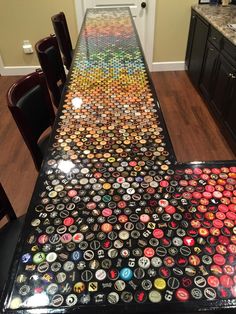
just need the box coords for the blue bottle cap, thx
[119,267,133,281]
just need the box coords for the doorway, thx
[74,0,156,70]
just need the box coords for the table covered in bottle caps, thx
[1,7,236,314]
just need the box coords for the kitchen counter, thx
[186,4,236,157]
[193,4,236,45]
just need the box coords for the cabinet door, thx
[185,11,197,70]
[211,55,234,117]
[187,14,209,87]
[200,41,219,101]
[224,75,236,141]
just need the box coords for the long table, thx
[1,7,236,314]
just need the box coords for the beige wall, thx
[0,0,78,66]
[0,0,198,67]
[154,0,198,62]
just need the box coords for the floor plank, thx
[151,71,236,162]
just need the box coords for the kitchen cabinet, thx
[185,10,197,71]
[186,8,236,152]
[186,10,209,86]
[211,54,235,117]
[224,81,236,142]
[199,41,219,101]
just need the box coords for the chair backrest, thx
[51,12,73,71]
[35,34,66,108]
[0,183,16,224]
[7,70,55,171]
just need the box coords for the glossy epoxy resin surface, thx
[2,8,236,314]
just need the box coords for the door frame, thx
[74,0,156,70]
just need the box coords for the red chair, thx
[35,34,66,108]
[51,12,73,71]
[7,70,55,171]
[0,183,25,296]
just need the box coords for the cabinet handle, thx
[229,73,236,79]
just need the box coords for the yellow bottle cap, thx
[154,278,166,290]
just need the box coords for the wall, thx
[154,0,198,62]
[0,0,77,66]
[0,0,198,70]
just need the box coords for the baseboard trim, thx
[151,61,185,72]
[0,61,185,76]
[0,65,39,76]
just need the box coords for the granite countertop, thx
[193,4,236,45]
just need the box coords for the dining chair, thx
[7,69,55,171]
[35,34,66,108]
[51,11,73,71]
[0,183,25,297]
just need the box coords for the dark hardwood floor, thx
[0,75,37,219]
[0,71,235,218]
[152,71,236,162]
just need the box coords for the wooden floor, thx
[0,71,235,218]
[0,75,37,219]
[152,71,236,162]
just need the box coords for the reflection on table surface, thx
[1,7,236,314]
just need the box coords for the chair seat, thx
[0,215,25,295]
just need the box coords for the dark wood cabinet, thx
[200,41,219,101]
[185,12,197,70]
[186,11,209,86]
[186,9,236,153]
[223,73,236,142]
[211,54,235,116]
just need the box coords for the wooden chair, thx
[35,34,66,108]
[51,12,73,71]
[0,183,25,296]
[7,69,55,171]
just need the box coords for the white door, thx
[74,0,156,70]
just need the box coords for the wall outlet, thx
[23,40,33,54]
